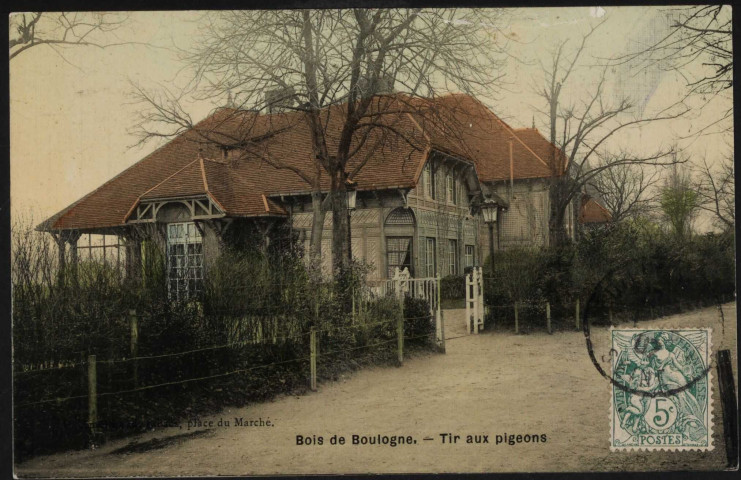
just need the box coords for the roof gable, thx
[579,196,612,224]
[42,93,568,231]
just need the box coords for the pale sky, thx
[9,7,733,230]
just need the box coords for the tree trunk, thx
[548,180,569,248]
[330,170,350,275]
[551,208,568,247]
[54,234,66,287]
[309,191,327,267]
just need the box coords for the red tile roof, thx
[410,95,566,182]
[42,93,564,231]
[512,127,568,176]
[579,196,612,224]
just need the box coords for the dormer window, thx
[424,163,436,200]
[447,174,456,205]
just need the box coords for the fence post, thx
[351,287,356,323]
[310,327,317,391]
[79,351,86,392]
[129,309,138,387]
[514,301,519,334]
[436,275,445,353]
[575,298,580,330]
[465,272,472,334]
[718,349,738,468]
[472,271,479,335]
[397,295,404,365]
[87,354,97,445]
[477,267,485,332]
[546,302,552,334]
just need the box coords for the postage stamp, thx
[610,328,713,451]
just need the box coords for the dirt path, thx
[17,303,737,476]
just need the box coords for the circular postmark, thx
[581,277,711,399]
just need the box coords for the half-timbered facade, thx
[40,93,605,297]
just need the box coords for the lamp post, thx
[346,184,357,266]
[480,199,499,277]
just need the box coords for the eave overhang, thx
[124,193,227,224]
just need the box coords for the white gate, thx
[369,267,444,349]
[466,267,485,334]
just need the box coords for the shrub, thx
[12,218,440,461]
[440,274,466,300]
[404,296,435,345]
[481,220,735,331]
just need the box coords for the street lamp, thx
[480,198,500,277]
[347,188,357,210]
[346,182,357,266]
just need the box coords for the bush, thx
[575,223,735,319]
[404,296,435,345]
[440,274,466,300]
[12,218,440,461]
[481,220,735,331]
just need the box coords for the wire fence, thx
[480,296,733,335]
[14,313,437,409]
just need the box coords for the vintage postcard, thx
[9,5,736,476]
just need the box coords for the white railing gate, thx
[389,267,444,350]
[466,266,485,334]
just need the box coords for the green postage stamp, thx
[610,328,713,451]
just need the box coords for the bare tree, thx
[660,164,699,239]
[590,159,660,223]
[131,9,511,275]
[614,5,732,134]
[9,12,130,61]
[694,153,734,231]
[534,21,687,247]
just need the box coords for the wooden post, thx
[54,233,67,287]
[310,327,317,391]
[87,354,97,442]
[79,351,86,392]
[129,309,138,386]
[575,298,580,330]
[465,272,472,334]
[514,301,519,334]
[472,272,479,335]
[546,302,552,334]
[717,349,738,468]
[397,296,404,365]
[436,275,445,353]
[351,287,356,323]
[478,267,485,332]
[68,231,81,286]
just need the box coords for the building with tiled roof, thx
[579,194,613,225]
[41,92,580,298]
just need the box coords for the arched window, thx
[385,208,415,225]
